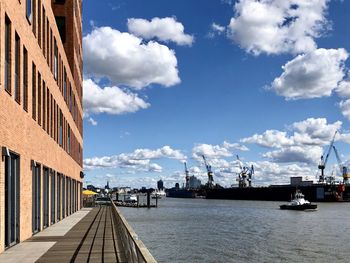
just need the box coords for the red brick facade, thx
[0,0,83,252]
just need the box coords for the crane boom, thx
[318,131,338,183]
[202,155,214,188]
[324,131,338,167]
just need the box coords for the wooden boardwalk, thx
[32,206,127,263]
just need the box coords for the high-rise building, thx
[189,176,201,189]
[0,0,83,252]
[157,179,164,190]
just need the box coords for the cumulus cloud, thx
[83,26,180,89]
[339,100,350,120]
[83,79,150,115]
[242,118,349,164]
[270,48,348,100]
[192,140,248,160]
[336,71,350,98]
[228,0,330,55]
[84,146,186,172]
[127,17,194,46]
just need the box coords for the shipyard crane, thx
[184,162,190,189]
[333,146,350,184]
[202,155,214,188]
[236,155,254,188]
[318,131,337,183]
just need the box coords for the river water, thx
[119,198,350,263]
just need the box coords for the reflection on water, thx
[120,198,350,263]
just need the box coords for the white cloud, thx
[83,26,180,89]
[127,17,194,46]
[271,48,348,100]
[83,79,149,115]
[84,146,186,172]
[228,0,330,55]
[263,145,323,164]
[339,99,350,120]
[88,117,98,126]
[222,141,249,151]
[241,130,293,148]
[242,118,349,164]
[207,23,226,38]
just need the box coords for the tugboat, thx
[280,190,317,210]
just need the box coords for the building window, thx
[32,63,36,120]
[54,40,58,80]
[32,0,36,36]
[67,126,71,154]
[38,0,41,48]
[55,16,66,43]
[23,47,28,111]
[47,88,50,133]
[63,70,67,101]
[38,73,41,125]
[42,81,46,129]
[59,110,63,146]
[5,16,11,93]
[15,33,21,103]
[43,8,46,55]
[26,0,32,23]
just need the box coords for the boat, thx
[151,189,166,199]
[124,194,137,203]
[280,190,317,210]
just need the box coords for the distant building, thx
[157,179,164,190]
[189,176,202,189]
[175,183,180,189]
[105,181,110,190]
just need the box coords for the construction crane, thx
[184,162,190,189]
[202,155,214,188]
[236,155,254,188]
[318,131,337,183]
[333,146,350,184]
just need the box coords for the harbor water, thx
[120,198,350,263]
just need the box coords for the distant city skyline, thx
[82,0,350,188]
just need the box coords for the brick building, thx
[0,0,83,252]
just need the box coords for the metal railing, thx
[110,199,157,263]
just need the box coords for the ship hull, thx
[206,184,350,202]
[166,189,196,198]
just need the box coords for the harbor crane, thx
[236,155,254,188]
[184,162,190,189]
[318,131,337,183]
[332,146,350,184]
[202,155,214,188]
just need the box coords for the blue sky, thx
[82,0,350,188]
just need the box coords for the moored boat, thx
[280,190,317,210]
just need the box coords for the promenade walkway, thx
[0,206,127,263]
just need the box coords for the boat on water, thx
[151,189,166,199]
[280,190,317,210]
[124,194,137,203]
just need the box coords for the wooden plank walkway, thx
[31,206,127,263]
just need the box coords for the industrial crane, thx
[236,155,254,188]
[202,155,214,188]
[318,131,337,183]
[184,162,190,189]
[332,146,350,184]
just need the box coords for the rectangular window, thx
[26,0,32,23]
[59,110,63,146]
[15,33,21,103]
[23,48,28,111]
[47,19,49,62]
[32,0,36,36]
[38,0,41,47]
[69,85,72,112]
[67,126,71,154]
[51,170,56,224]
[43,8,46,55]
[47,88,50,133]
[42,81,46,129]
[54,0,66,4]
[32,63,36,120]
[63,70,67,101]
[5,16,11,93]
[32,163,41,234]
[55,16,66,43]
[54,40,58,80]
[37,73,41,125]
[51,94,53,137]
[50,29,53,71]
